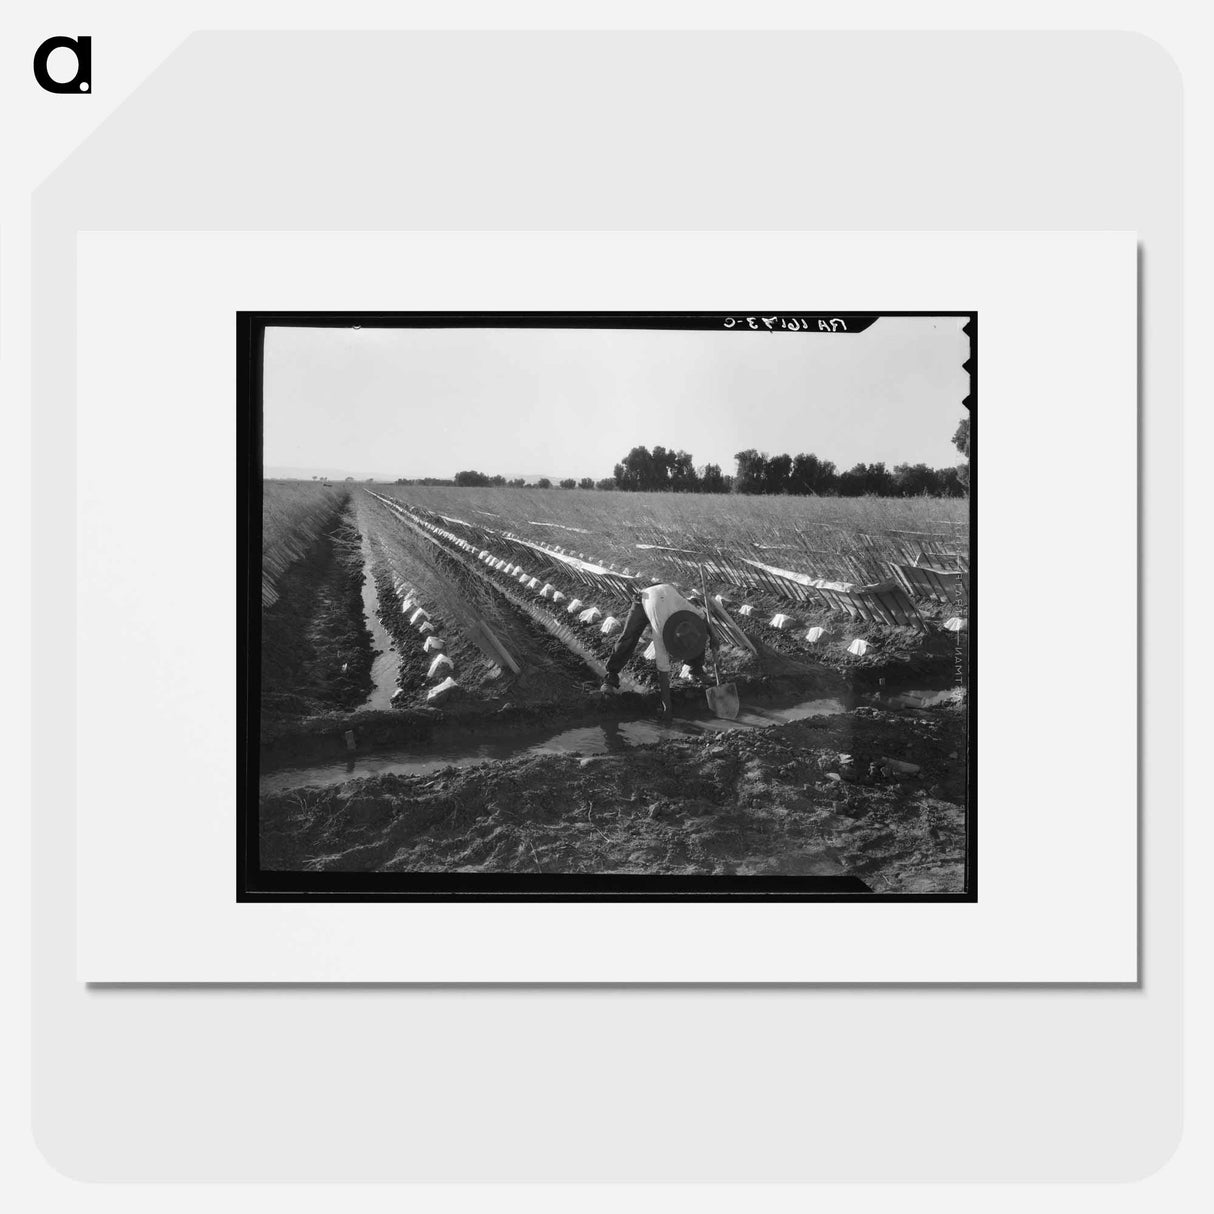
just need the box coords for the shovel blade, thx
[706,682,740,720]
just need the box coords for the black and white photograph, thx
[240,312,974,900]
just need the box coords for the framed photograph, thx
[75,229,1135,981]
[241,311,975,901]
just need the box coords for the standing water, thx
[259,695,851,795]
[357,528,400,711]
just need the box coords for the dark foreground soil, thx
[259,700,968,892]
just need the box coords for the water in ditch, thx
[357,529,400,712]
[260,694,867,795]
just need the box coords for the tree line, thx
[391,417,970,496]
[392,472,612,490]
[730,449,966,497]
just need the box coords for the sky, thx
[262,318,969,481]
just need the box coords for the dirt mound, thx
[260,502,374,729]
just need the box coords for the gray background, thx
[32,31,1180,1180]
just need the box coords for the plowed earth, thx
[260,702,968,892]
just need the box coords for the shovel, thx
[701,565,740,719]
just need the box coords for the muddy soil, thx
[256,669,851,773]
[259,701,968,892]
[370,560,431,703]
[260,497,375,734]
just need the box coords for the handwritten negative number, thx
[722,316,848,332]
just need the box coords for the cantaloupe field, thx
[256,479,969,890]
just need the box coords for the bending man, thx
[601,582,713,723]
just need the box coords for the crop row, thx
[392,500,965,681]
[261,483,348,607]
[408,501,966,629]
[385,580,459,704]
[376,484,969,588]
[365,491,613,703]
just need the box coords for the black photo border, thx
[237,311,976,902]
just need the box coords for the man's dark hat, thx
[662,610,708,662]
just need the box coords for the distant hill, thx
[265,468,567,486]
[266,466,375,481]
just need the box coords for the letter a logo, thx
[33,36,92,93]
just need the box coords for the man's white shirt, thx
[638,583,699,673]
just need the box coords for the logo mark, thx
[33,35,91,93]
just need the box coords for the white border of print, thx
[75,230,1136,982]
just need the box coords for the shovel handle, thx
[699,563,723,687]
